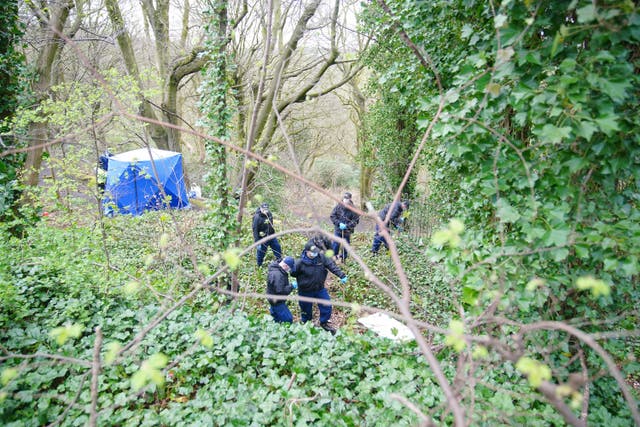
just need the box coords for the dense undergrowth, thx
[0,212,457,426]
[1,210,636,425]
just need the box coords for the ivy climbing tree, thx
[199,0,238,251]
[0,0,28,231]
[362,0,640,424]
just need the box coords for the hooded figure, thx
[371,200,410,254]
[266,256,296,323]
[252,203,282,266]
[329,192,360,262]
[290,242,347,334]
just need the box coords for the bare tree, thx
[104,0,206,152]
[232,0,364,219]
[21,0,76,188]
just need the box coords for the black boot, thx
[320,322,336,335]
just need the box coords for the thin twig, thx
[89,326,103,427]
[389,393,435,427]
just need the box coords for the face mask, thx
[307,251,318,259]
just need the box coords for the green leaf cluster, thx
[361,0,640,422]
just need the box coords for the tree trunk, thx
[105,0,170,150]
[22,1,72,189]
[165,48,207,152]
[211,0,230,212]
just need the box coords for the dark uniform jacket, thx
[291,251,345,293]
[330,203,360,234]
[378,202,405,229]
[252,208,275,241]
[266,261,292,305]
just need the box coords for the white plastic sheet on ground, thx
[357,312,415,342]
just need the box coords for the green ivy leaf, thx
[1,368,18,386]
[496,199,520,223]
[494,14,508,29]
[598,78,632,103]
[545,228,570,246]
[535,124,572,144]
[576,4,596,23]
[576,121,598,141]
[461,24,474,39]
[595,114,620,136]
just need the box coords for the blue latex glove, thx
[290,279,298,289]
[340,276,348,284]
[339,223,347,230]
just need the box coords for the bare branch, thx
[89,327,103,427]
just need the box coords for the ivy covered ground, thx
[0,211,636,426]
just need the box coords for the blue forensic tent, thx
[104,148,190,216]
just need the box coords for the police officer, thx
[329,192,360,262]
[266,256,297,323]
[371,200,410,254]
[252,203,282,266]
[291,242,347,335]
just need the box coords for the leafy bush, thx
[0,215,577,426]
[360,0,640,423]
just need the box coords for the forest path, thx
[279,183,376,233]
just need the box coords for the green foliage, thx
[359,0,471,201]
[0,148,30,234]
[0,0,30,234]
[0,221,453,425]
[361,88,420,199]
[11,69,142,138]
[516,357,552,388]
[362,0,640,422]
[0,0,27,123]
[198,0,238,250]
